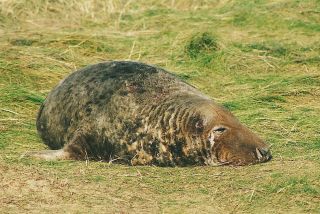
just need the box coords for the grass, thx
[1,0,320,213]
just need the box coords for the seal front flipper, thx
[62,130,92,160]
[62,129,118,161]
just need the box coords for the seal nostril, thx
[258,147,270,156]
[257,147,272,162]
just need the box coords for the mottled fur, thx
[35,61,271,166]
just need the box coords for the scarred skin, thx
[34,61,272,166]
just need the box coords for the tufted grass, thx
[1,0,320,213]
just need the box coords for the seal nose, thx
[256,147,272,161]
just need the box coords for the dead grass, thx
[1,0,320,213]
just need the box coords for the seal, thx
[33,61,272,166]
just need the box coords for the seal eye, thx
[213,127,226,133]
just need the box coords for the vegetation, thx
[1,0,319,213]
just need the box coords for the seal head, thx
[195,104,272,166]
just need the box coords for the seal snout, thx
[255,147,272,162]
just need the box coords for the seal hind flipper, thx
[22,149,70,161]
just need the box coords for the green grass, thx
[1,0,320,213]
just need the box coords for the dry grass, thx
[1,0,320,213]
